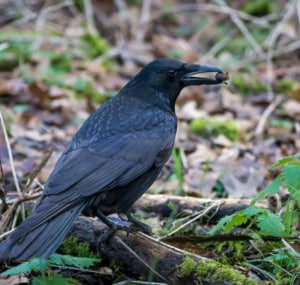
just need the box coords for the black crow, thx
[0,58,227,261]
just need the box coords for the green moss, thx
[73,0,84,11]
[243,0,272,16]
[269,118,293,128]
[179,258,257,284]
[189,117,240,141]
[72,77,114,104]
[59,236,98,258]
[0,38,33,71]
[275,79,297,94]
[231,74,268,96]
[81,32,110,61]
[196,261,257,285]
[178,256,197,277]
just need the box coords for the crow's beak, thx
[181,64,228,86]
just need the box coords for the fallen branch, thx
[133,194,269,223]
[69,216,260,284]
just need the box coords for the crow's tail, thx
[0,203,86,262]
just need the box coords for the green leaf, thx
[224,211,248,232]
[1,258,49,276]
[209,211,248,235]
[291,191,300,208]
[32,274,72,285]
[283,164,300,192]
[294,152,300,159]
[251,176,281,205]
[72,78,90,91]
[209,214,234,235]
[244,206,261,218]
[270,156,294,169]
[49,253,100,270]
[257,212,285,236]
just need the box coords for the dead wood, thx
[68,216,261,285]
[133,194,269,223]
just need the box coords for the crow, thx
[0,58,226,261]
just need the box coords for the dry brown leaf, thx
[289,85,300,102]
[0,275,29,285]
[178,101,207,120]
[221,168,264,198]
[282,99,300,116]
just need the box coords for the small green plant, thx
[160,201,179,235]
[269,118,293,128]
[171,147,185,195]
[80,32,114,69]
[275,79,297,94]
[210,153,300,283]
[59,236,98,258]
[212,154,300,236]
[0,31,115,104]
[178,256,257,284]
[209,206,285,237]
[1,253,101,284]
[0,38,34,71]
[243,0,272,16]
[32,273,78,285]
[189,117,240,141]
[231,74,268,96]
[72,77,114,104]
[178,256,196,277]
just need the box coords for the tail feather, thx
[0,203,86,262]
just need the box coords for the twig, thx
[227,39,300,71]
[266,0,296,100]
[281,238,299,256]
[158,200,224,241]
[0,192,41,234]
[25,147,53,191]
[50,264,112,276]
[136,231,209,261]
[35,0,73,48]
[6,192,42,205]
[205,36,230,58]
[255,96,284,139]
[114,0,130,22]
[150,3,273,28]
[0,160,6,211]
[84,0,97,34]
[114,281,166,285]
[297,0,300,32]
[115,235,166,282]
[137,0,151,42]
[215,0,264,57]
[0,228,14,240]
[0,110,24,221]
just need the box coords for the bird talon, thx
[97,227,116,253]
[125,213,152,235]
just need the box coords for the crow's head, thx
[122,58,228,109]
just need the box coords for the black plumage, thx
[0,58,225,261]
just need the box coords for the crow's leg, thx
[123,210,152,235]
[95,210,118,250]
[96,210,135,241]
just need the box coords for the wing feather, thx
[43,135,173,203]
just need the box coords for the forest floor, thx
[0,1,300,284]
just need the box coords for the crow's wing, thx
[20,132,174,234]
[43,133,174,202]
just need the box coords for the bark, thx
[69,216,261,285]
[133,194,269,223]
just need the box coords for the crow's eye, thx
[167,69,176,80]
